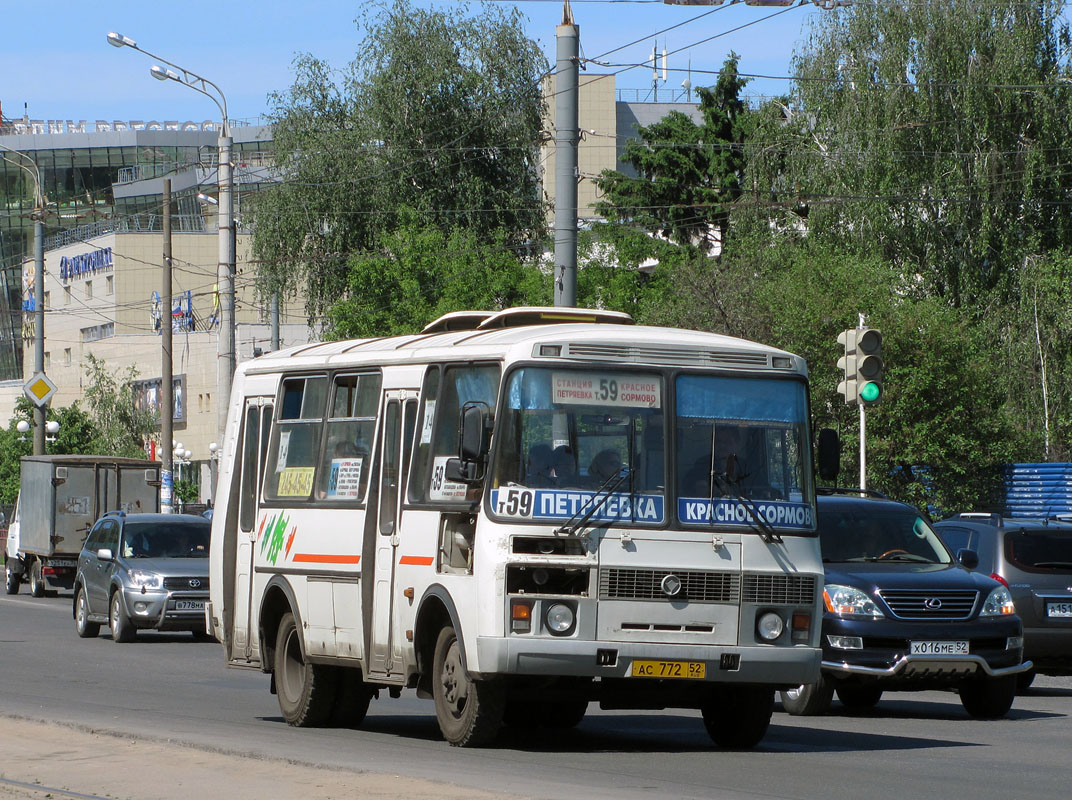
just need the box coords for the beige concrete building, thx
[3,229,314,500]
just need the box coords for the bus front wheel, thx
[274,612,337,727]
[432,625,504,746]
[701,686,774,748]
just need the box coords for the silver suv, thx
[934,513,1072,688]
[72,512,211,642]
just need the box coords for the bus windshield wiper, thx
[556,468,634,537]
[710,465,781,544]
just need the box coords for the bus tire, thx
[29,560,45,598]
[5,561,19,595]
[274,612,337,727]
[702,686,774,749]
[432,625,504,746]
[779,674,834,716]
[332,669,375,728]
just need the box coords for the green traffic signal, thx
[860,381,881,403]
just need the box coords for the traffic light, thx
[856,328,883,405]
[836,329,859,404]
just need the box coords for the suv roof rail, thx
[949,512,1003,526]
[102,509,127,518]
[816,486,887,499]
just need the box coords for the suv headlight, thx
[127,569,162,589]
[823,584,885,618]
[980,585,1016,616]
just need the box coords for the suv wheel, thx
[779,674,834,716]
[110,591,136,643]
[959,675,1016,719]
[75,586,101,638]
[836,684,883,709]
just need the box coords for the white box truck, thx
[4,456,160,596]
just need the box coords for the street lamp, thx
[107,31,236,448]
[0,143,47,456]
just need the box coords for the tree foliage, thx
[595,55,750,254]
[251,0,548,318]
[82,354,155,459]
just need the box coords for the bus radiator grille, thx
[598,568,740,603]
[741,573,817,605]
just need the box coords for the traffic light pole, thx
[859,402,867,491]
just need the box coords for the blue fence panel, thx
[1004,463,1072,518]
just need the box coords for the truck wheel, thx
[702,686,774,748]
[29,560,45,598]
[75,587,101,638]
[960,675,1016,719]
[110,592,136,643]
[5,562,19,595]
[274,612,337,727]
[779,674,834,716]
[432,625,504,746]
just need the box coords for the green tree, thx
[251,0,548,321]
[595,54,751,254]
[82,354,155,458]
[0,398,100,503]
[752,0,1072,306]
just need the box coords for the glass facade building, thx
[0,120,272,380]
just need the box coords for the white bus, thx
[208,307,825,747]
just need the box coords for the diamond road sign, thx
[23,372,57,407]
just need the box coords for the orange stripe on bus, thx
[399,556,434,566]
[292,554,361,564]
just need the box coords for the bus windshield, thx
[674,374,814,532]
[490,367,666,526]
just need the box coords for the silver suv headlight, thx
[980,585,1016,616]
[824,584,885,618]
[127,569,162,590]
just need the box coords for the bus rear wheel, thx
[274,612,337,727]
[701,686,774,749]
[432,625,504,746]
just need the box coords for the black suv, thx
[780,491,1029,718]
[934,513,1072,687]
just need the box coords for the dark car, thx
[934,513,1072,688]
[779,491,1029,718]
[72,511,211,642]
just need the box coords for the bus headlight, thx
[545,603,576,635]
[757,611,784,641]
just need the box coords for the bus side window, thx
[239,405,260,532]
[407,367,441,503]
[318,372,381,502]
[264,375,327,501]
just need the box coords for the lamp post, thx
[208,442,220,506]
[0,143,46,456]
[107,32,235,447]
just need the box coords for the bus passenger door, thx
[368,391,417,678]
[233,397,273,664]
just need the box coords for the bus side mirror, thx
[446,402,491,485]
[816,428,840,482]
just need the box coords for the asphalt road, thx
[1,591,1070,800]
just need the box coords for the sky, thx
[0,0,824,127]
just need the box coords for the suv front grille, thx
[599,568,739,603]
[163,576,210,591]
[742,573,817,605]
[878,589,977,619]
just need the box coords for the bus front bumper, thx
[474,636,820,686]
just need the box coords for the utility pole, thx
[32,203,45,456]
[161,179,174,513]
[553,0,579,307]
[270,291,280,351]
[218,131,235,441]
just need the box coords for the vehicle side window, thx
[410,363,500,505]
[101,520,120,553]
[938,525,975,554]
[264,375,327,501]
[239,405,261,532]
[84,525,102,552]
[317,372,381,502]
